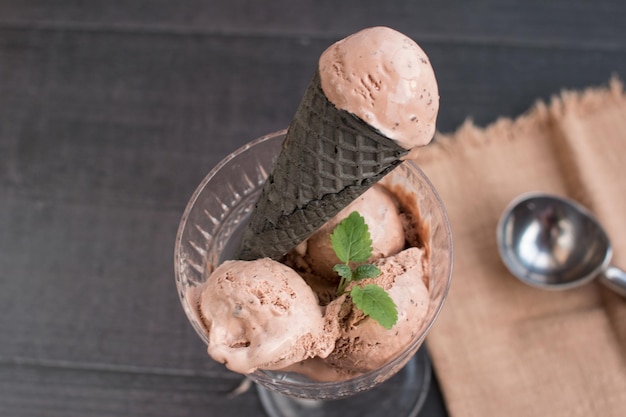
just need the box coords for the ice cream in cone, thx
[237,26,439,261]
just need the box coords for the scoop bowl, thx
[497,192,626,296]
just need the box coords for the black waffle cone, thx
[237,71,408,260]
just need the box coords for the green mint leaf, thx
[329,211,373,264]
[350,284,398,330]
[333,264,352,280]
[353,264,381,281]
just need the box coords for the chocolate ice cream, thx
[195,258,338,374]
[296,184,406,280]
[325,247,430,373]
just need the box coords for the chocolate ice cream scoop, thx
[237,26,438,261]
[325,247,430,373]
[319,26,439,151]
[303,184,406,280]
[196,258,339,374]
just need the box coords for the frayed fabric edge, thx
[420,77,625,163]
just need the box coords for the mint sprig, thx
[330,211,374,264]
[350,285,398,330]
[330,211,398,329]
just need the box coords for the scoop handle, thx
[600,266,626,297]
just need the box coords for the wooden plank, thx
[0,0,624,50]
[0,360,447,417]
[0,194,220,371]
[0,362,259,417]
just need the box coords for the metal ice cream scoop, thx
[497,192,626,296]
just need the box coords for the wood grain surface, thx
[1,1,624,416]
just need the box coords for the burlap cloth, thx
[421,78,626,416]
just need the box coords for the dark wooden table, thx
[1,1,624,416]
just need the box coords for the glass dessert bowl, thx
[174,130,452,416]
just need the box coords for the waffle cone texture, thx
[237,71,408,260]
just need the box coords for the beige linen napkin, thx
[421,79,626,417]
